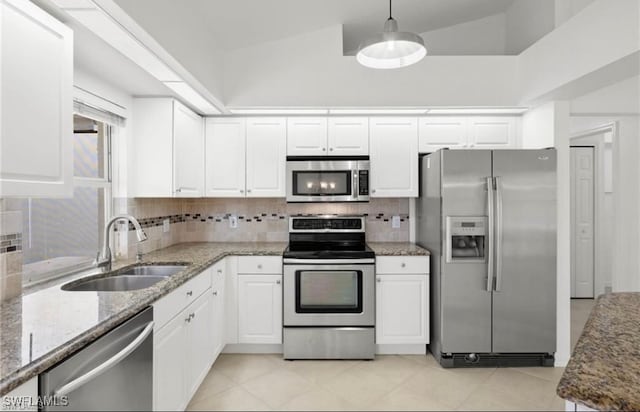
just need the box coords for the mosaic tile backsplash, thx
[117,198,411,258]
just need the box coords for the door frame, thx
[570,122,617,297]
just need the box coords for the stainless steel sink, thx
[62,275,168,292]
[62,264,186,292]
[117,265,186,277]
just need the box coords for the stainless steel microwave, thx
[286,157,370,202]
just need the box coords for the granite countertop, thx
[0,242,286,396]
[368,242,430,256]
[557,293,640,411]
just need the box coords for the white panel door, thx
[173,101,204,197]
[186,291,214,399]
[418,117,469,153]
[154,311,187,411]
[246,118,287,197]
[205,118,246,197]
[369,117,419,197]
[328,117,369,156]
[376,274,429,344]
[571,147,595,298]
[287,117,327,156]
[238,274,282,344]
[0,0,73,197]
[468,117,516,149]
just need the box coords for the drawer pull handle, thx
[257,264,263,269]
[377,278,381,283]
[186,291,193,297]
[217,270,222,274]
[213,291,218,296]
[401,263,406,268]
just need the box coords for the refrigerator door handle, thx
[495,176,503,292]
[486,177,495,292]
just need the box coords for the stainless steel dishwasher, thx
[39,307,153,411]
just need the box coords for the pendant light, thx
[356,0,427,69]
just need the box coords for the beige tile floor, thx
[187,299,596,411]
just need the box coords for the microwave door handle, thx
[353,170,359,200]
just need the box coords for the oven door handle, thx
[283,258,375,265]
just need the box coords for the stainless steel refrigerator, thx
[417,149,556,367]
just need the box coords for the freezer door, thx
[440,150,493,354]
[492,150,557,353]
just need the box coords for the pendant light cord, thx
[389,0,393,19]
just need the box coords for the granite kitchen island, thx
[557,293,640,411]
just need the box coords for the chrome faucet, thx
[95,215,148,271]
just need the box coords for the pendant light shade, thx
[357,1,427,69]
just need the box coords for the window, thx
[5,114,112,284]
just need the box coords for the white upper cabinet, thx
[173,101,204,197]
[246,117,286,197]
[327,117,369,156]
[468,116,516,149]
[287,117,369,156]
[0,0,73,197]
[419,116,518,152]
[132,98,204,197]
[287,117,328,156]
[419,117,469,153]
[205,118,246,197]
[369,117,419,197]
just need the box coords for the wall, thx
[570,75,640,114]
[418,13,507,56]
[223,25,520,108]
[121,198,412,258]
[554,0,598,27]
[518,0,640,105]
[505,0,556,55]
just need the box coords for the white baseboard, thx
[555,355,570,367]
[222,343,283,354]
[376,344,427,355]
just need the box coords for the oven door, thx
[283,261,375,326]
[286,160,361,202]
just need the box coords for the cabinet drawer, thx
[154,269,212,330]
[238,256,282,274]
[376,256,429,275]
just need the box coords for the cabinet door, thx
[246,118,287,197]
[468,117,516,149]
[328,117,369,156]
[173,101,204,197]
[369,117,419,197]
[154,311,188,411]
[418,117,469,153]
[211,264,226,360]
[205,118,246,197]
[238,274,282,344]
[186,291,214,400]
[376,274,429,344]
[0,0,73,197]
[287,117,327,156]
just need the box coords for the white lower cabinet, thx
[153,270,213,411]
[376,274,429,344]
[238,274,282,344]
[210,261,226,359]
[375,256,430,350]
[1,377,37,411]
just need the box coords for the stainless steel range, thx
[283,215,375,360]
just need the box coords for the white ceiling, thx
[115,0,516,52]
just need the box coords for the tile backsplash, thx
[0,210,23,301]
[118,198,410,258]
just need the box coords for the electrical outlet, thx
[163,219,170,233]
[229,215,238,229]
[392,215,401,229]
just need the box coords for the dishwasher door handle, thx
[54,321,154,396]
